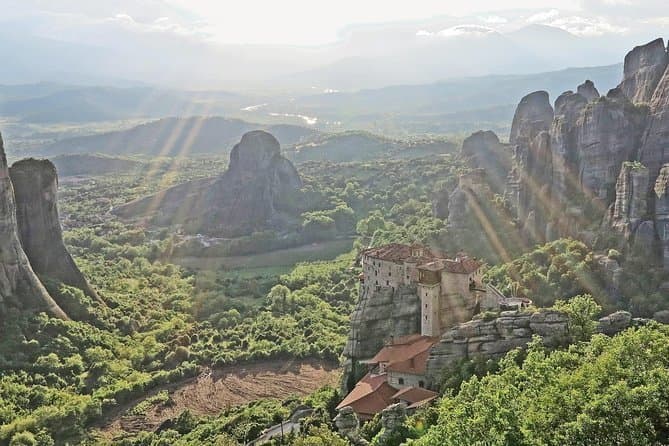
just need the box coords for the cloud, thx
[524,9,627,36]
[550,16,627,36]
[479,15,508,24]
[104,12,209,38]
[526,9,560,23]
[417,25,496,38]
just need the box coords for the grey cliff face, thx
[608,162,650,239]
[551,91,588,205]
[461,130,511,191]
[619,38,668,104]
[639,61,669,180]
[342,285,420,360]
[654,164,669,269]
[509,90,554,147]
[10,158,101,303]
[576,90,647,202]
[114,130,302,237]
[0,136,67,319]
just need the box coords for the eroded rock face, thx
[342,285,420,360]
[461,130,511,191]
[551,91,588,205]
[654,164,669,269]
[114,130,302,237]
[506,92,554,240]
[577,89,647,202]
[425,309,640,385]
[640,60,669,180]
[425,309,567,384]
[577,80,600,102]
[0,136,67,319]
[608,162,650,238]
[10,159,101,303]
[619,38,668,104]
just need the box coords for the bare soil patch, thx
[94,358,340,439]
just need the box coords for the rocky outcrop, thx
[0,136,67,319]
[461,130,511,191]
[334,407,368,446]
[639,59,669,181]
[343,285,420,360]
[10,159,101,303]
[619,38,668,104]
[577,89,647,202]
[654,164,669,269]
[425,308,642,385]
[607,162,650,238]
[577,80,600,102]
[550,91,588,206]
[509,91,555,147]
[114,131,302,237]
[506,91,554,241]
[447,170,488,232]
[375,403,407,444]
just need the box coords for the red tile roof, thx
[392,386,438,404]
[370,335,438,375]
[362,243,439,263]
[336,373,398,419]
[387,349,432,375]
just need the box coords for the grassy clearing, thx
[172,238,354,271]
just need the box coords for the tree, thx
[552,294,601,342]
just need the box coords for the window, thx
[388,272,391,276]
[386,280,389,286]
[419,381,425,388]
[425,304,428,308]
[398,378,405,385]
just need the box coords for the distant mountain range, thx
[0,11,649,91]
[32,117,319,157]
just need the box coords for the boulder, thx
[597,311,632,335]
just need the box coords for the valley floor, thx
[93,359,340,441]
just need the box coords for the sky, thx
[3,0,668,46]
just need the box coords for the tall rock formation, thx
[506,91,554,241]
[639,61,669,181]
[618,38,668,104]
[10,159,101,302]
[460,130,511,191]
[114,130,303,237]
[0,136,67,319]
[608,162,650,239]
[576,88,647,202]
[654,164,669,269]
[550,90,588,206]
[342,285,420,360]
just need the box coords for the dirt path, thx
[94,359,340,439]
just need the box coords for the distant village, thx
[337,243,531,421]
